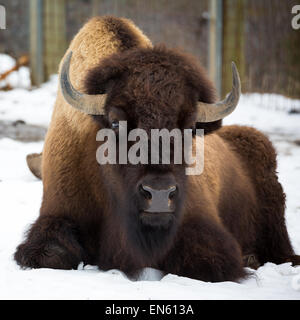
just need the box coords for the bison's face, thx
[60,45,240,261]
[99,102,188,230]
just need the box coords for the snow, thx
[0,75,57,127]
[0,74,300,300]
[0,54,31,90]
[0,54,15,74]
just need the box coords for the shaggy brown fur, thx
[15,16,300,282]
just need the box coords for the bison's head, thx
[60,46,240,264]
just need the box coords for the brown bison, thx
[15,16,300,282]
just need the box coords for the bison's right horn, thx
[196,62,241,122]
[60,51,107,115]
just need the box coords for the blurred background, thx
[0,0,299,100]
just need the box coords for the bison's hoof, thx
[243,254,261,269]
[288,255,300,266]
[14,240,82,270]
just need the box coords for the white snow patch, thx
[0,75,57,126]
[0,54,31,89]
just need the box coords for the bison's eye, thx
[111,120,119,129]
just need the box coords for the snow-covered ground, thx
[0,54,31,90]
[0,72,300,299]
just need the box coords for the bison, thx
[15,16,300,282]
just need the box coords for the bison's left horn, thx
[60,51,107,115]
[196,62,241,122]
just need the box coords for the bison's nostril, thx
[139,184,152,200]
[168,186,177,199]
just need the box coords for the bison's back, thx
[216,125,286,254]
[217,125,278,173]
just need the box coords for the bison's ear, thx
[195,120,222,135]
[26,153,42,180]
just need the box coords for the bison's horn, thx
[60,51,107,115]
[196,62,241,122]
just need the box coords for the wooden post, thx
[44,0,67,80]
[30,0,44,86]
[209,0,223,97]
[222,0,245,97]
[0,4,6,30]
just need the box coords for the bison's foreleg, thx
[14,215,84,270]
[159,214,247,282]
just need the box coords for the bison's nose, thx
[139,175,178,213]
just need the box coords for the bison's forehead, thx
[127,66,185,106]
[122,66,186,128]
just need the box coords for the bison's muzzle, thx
[138,174,178,227]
